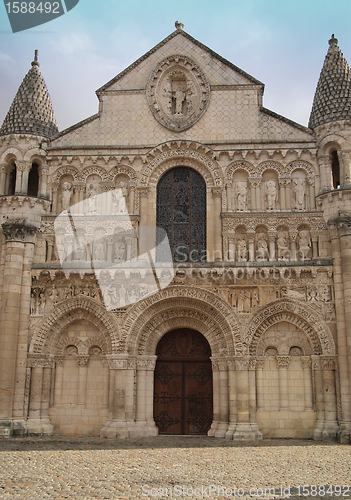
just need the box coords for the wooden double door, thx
[154,329,213,435]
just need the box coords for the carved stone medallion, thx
[146,55,210,131]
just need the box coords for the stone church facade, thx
[1,25,351,441]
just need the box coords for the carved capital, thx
[301,357,312,369]
[1,219,37,242]
[212,187,222,199]
[16,161,31,172]
[77,355,90,366]
[276,356,290,368]
[137,187,149,198]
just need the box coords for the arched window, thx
[156,167,206,262]
[28,163,39,197]
[331,150,340,189]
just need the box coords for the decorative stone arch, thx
[122,286,241,356]
[140,141,224,188]
[29,296,120,355]
[257,160,285,177]
[107,165,138,183]
[52,166,80,183]
[81,166,108,182]
[256,328,314,356]
[55,332,110,356]
[0,147,23,163]
[244,299,335,356]
[286,160,316,180]
[23,148,46,165]
[225,161,256,182]
[319,134,346,154]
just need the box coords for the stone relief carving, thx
[293,178,306,210]
[146,55,210,131]
[297,229,312,260]
[61,181,73,210]
[265,180,278,211]
[112,181,129,214]
[236,181,247,211]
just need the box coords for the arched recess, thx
[244,298,335,356]
[29,296,120,355]
[140,141,224,188]
[122,286,241,356]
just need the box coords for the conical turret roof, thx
[0,51,58,138]
[309,35,351,129]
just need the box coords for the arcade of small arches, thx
[25,292,338,439]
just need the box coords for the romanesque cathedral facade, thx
[1,24,351,441]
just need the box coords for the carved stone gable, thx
[146,55,210,131]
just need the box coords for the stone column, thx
[14,162,24,194]
[256,359,265,410]
[312,357,325,440]
[0,165,6,196]
[322,358,339,439]
[212,188,223,261]
[77,356,89,405]
[46,236,55,262]
[39,167,48,198]
[249,178,256,211]
[208,359,220,436]
[100,355,129,439]
[318,155,333,192]
[308,177,316,209]
[328,215,351,441]
[340,151,351,188]
[144,356,158,436]
[26,357,53,435]
[247,232,255,262]
[12,229,37,433]
[129,184,136,214]
[138,188,149,257]
[301,357,313,411]
[279,179,286,210]
[135,356,157,437]
[51,183,59,214]
[106,236,114,262]
[225,359,237,439]
[226,184,233,212]
[277,356,290,410]
[311,233,319,260]
[248,360,261,437]
[0,220,37,436]
[228,237,235,262]
[285,179,291,211]
[21,163,31,195]
[290,230,298,262]
[214,360,229,437]
[53,357,64,406]
[233,358,262,440]
[268,232,276,262]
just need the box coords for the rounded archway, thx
[153,328,213,435]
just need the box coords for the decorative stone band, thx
[1,218,37,242]
[27,353,55,368]
[311,355,337,370]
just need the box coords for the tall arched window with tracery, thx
[156,167,206,262]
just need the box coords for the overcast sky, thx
[1,0,351,132]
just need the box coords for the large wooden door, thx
[154,329,213,435]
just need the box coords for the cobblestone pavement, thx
[0,435,350,500]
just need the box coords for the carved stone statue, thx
[93,240,105,261]
[112,182,129,214]
[293,178,306,210]
[61,181,72,210]
[114,237,126,262]
[256,235,269,261]
[86,183,98,214]
[236,236,247,262]
[236,181,247,211]
[265,180,277,211]
[298,230,311,260]
[277,231,289,261]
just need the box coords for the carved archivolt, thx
[225,160,316,183]
[244,298,335,356]
[51,166,80,183]
[140,142,223,187]
[106,165,137,182]
[122,286,241,356]
[226,161,256,181]
[0,147,23,163]
[29,296,119,355]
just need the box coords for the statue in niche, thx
[38,291,46,315]
[307,287,318,301]
[277,231,289,261]
[256,235,269,261]
[93,240,105,261]
[325,304,336,322]
[236,182,247,211]
[298,230,311,260]
[161,77,172,114]
[186,79,196,114]
[251,290,259,309]
[293,178,306,210]
[265,180,277,211]
[112,181,129,214]
[30,291,36,315]
[236,236,247,262]
[114,237,126,262]
[174,81,186,115]
[321,285,331,302]
[61,181,72,210]
[237,290,250,313]
[75,239,86,262]
[54,237,65,262]
[86,182,98,214]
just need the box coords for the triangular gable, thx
[97,29,264,93]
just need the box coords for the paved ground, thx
[0,435,350,500]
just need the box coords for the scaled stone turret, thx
[309,35,351,129]
[0,50,58,138]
